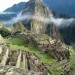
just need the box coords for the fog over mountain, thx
[4,12,75,28]
[0,12,15,14]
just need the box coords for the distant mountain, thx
[43,0,75,17]
[0,0,73,21]
[4,2,26,13]
[59,20,75,45]
[0,13,16,21]
[0,2,26,21]
[6,0,75,17]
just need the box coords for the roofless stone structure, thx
[0,45,51,75]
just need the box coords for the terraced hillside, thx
[5,34,70,75]
[0,44,51,75]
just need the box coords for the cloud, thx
[3,12,75,28]
[3,12,51,25]
[51,17,74,27]
[0,12,16,14]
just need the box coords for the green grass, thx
[62,45,75,75]
[10,44,61,75]
[8,37,63,75]
[69,48,75,75]
[9,37,25,45]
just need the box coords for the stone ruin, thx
[0,34,5,45]
[0,45,51,75]
[12,33,70,75]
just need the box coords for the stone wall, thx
[0,45,50,75]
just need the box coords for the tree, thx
[0,28,11,37]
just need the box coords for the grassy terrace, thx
[6,37,63,75]
[69,47,75,75]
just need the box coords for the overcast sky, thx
[0,0,29,12]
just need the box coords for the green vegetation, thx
[65,50,70,59]
[0,27,11,37]
[62,45,75,75]
[69,48,75,75]
[9,36,37,47]
[9,37,25,46]
[13,22,28,32]
[10,44,61,75]
[7,36,64,75]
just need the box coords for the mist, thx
[0,12,16,14]
[3,12,52,25]
[51,17,74,27]
[3,12,75,28]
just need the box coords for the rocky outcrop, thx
[12,22,28,33]
[21,0,62,44]
[21,0,54,34]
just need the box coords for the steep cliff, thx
[21,0,54,34]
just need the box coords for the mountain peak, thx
[21,0,54,35]
[22,0,53,17]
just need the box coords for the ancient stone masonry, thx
[50,49,70,74]
[9,33,70,75]
[0,45,51,75]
